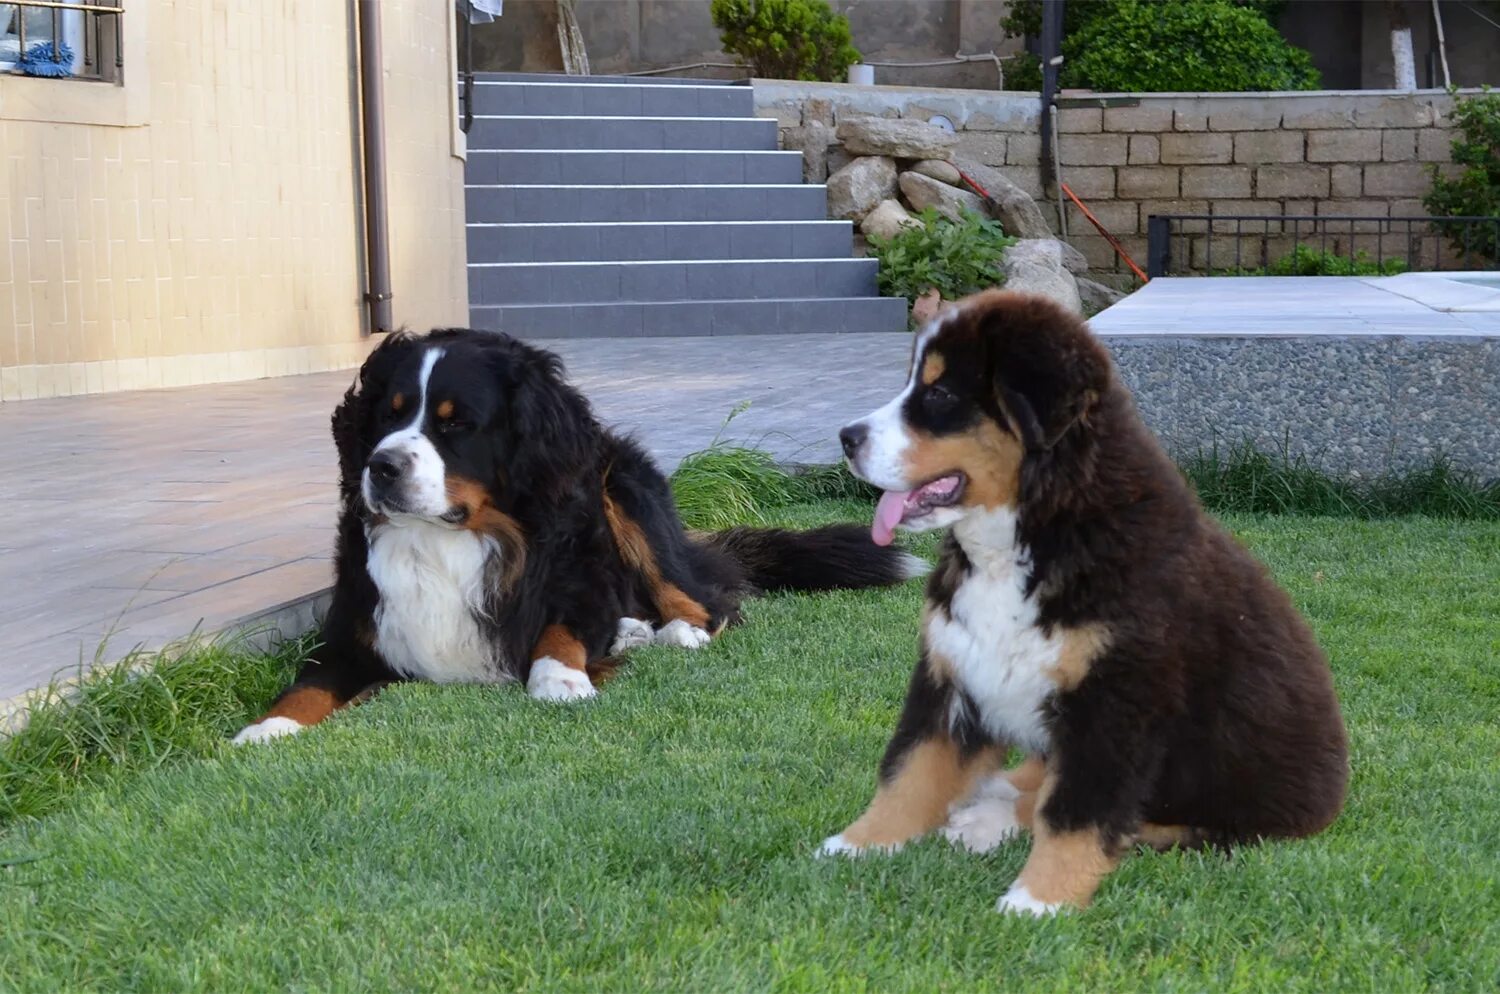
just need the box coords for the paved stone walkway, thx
[0,333,911,703]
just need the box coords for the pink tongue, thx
[872,490,912,547]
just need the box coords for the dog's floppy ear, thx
[488,336,598,498]
[331,331,421,503]
[988,310,1109,452]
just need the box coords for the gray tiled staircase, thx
[464,73,907,337]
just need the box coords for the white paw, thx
[815,833,900,859]
[231,716,304,745]
[609,617,655,654]
[527,656,598,702]
[816,834,864,858]
[653,619,711,649]
[942,795,1023,854]
[996,882,1064,917]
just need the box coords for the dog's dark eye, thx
[923,384,957,412]
[437,419,471,436]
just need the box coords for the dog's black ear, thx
[331,332,421,502]
[489,338,598,498]
[988,305,1109,452]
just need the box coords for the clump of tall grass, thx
[1181,442,1500,519]
[0,632,311,824]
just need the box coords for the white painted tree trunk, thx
[1390,27,1417,90]
[1385,1,1417,90]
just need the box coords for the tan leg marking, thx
[603,492,713,631]
[1015,773,1121,909]
[840,739,995,849]
[532,624,589,674]
[1005,754,1047,793]
[656,582,712,630]
[263,686,343,726]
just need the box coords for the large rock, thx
[909,158,962,186]
[951,156,1053,240]
[837,117,959,160]
[860,198,921,241]
[826,155,898,222]
[899,171,986,223]
[1076,276,1127,314]
[1000,241,1083,314]
[1006,238,1089,276]
[783,121,835,183]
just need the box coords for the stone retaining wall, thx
[755,82,1476,280]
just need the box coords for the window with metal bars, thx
[1,1,123,81]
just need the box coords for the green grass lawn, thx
[2,503,1498,992]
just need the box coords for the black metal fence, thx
[1145,214,1500,278]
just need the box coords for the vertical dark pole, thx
[1038,0,1065,192]
[1147,215,1170,278]
[460,0,475,134]
[359,0,395,334]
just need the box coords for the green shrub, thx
[1064,0,1319,92]
[710,0,860,82]
[999,0,1317,93]
[1423,88,1500,264]
[868,207,1015,316]
[1265,244,1409,276]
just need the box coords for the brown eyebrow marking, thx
[436,399,454,419]
[391,393,405,411]
[921,352,946,385]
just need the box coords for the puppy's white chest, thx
[367,522,508,684]
[925,511,1063,754]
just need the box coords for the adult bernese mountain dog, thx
[821,291,1348,915]
[233,328,922,744]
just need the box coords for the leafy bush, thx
[1064,1,1319,92]
[868,208,1015,315]
[999,0,1318,93]
[1265,245,1409,276]
[1423,88,1500,264]
[710,0,860,82]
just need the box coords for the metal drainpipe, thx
[358,0,394,334]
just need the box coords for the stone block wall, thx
[755,82,1475,281]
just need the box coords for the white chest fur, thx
[924,507,1063,755]
[367,520,508,684]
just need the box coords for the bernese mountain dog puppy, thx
[821,291,1348,915]
[233,328,923,744]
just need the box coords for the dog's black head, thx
[838,291,1112,544]
[332,329,598,528]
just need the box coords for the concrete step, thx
[469,72,744,86]
[466,220,857,263]
[471,80,754,118]
[466,115,777,151]
[469,258,880,306]
[466,149,802,185]
[466,184,826,224]
[469,296,910,338]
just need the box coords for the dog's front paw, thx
[653,619,711,649]
[996,882,1064,917]
[527,657,597,702]
[815,833,900,859]
[609,617,655,654]
[942,789,1023,854]
[231,716,304,746]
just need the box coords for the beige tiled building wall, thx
[0,0,467,402]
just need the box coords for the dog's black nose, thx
[839,423,868,460]
[367,450,405,484]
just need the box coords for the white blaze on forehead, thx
[362,346,451,518]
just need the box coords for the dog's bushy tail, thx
[702,524,927,595]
